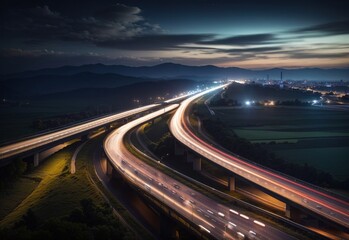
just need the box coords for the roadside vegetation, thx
[0,135,141,240]
[0,198,134,240]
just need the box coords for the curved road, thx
[169,85,349,230]
[0,104,159,160]
[0,93,190,162]
[104,102,295,240]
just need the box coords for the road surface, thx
[0,104,159,161]
[104,103,295,240]
[0,92,193,162]
[169,85,349,229]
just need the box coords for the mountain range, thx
[3,63,349,82]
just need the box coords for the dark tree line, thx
[0,199,134,240]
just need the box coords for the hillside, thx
[4,63,349,81]
[0,72,154,97]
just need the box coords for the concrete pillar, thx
[106,160,113,176]
[101,155,107,174]
[228,176,235,191]
[285,204,291,218]
[34,152,40,167]
[193,158,201,172]
[174,141,185,155]
[285,203,301,220]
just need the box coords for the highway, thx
[104,102,295,240]
[169,85,349,230]
[0,90,196,162]
[0,104,160,160]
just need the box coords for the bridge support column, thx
[106,160,113,177]
[34,153,40,167]
[174,141,185,155]
[285,204,290,218]
[193,158,201,172]
[228,176,235,191]
[285,204,296,219]
[100,153,108,174]
[285,204,303,221]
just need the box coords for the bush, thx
[0,199,134,240]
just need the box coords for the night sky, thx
[1,0,349,73]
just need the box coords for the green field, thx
[213,107,349,180]
[274,147,349,181]
[234,129,349,140]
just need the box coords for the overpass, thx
[0,92,193,167]
[103,101,296,240]
[169,85,349,231]
[0,104,160,167]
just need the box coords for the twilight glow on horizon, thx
[1,0,349,73]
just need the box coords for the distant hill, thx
[31,79,198,108]
[0,72,166,97]
[3,62,349,81]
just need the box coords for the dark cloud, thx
[292,20,349,36]
[217,46,282,54]
[97,34,214,50]
[199,34,279,46]
[1,4,161,43]
[285,51,349,59]
[94,3,142,22]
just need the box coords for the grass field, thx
[274,147,349,180]
[213,107,349,181]
[0,139,105,227]
[234,129,349,140]
[143,114,171,143]
[0,178,39,220]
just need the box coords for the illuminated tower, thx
[280,71,284,88]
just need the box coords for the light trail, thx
[169,84,349,229]
[104,98,294,240]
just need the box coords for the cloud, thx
[285,51,349,59]
[1,4,161,43]
[97,34,214,50]
[199,33,279,46]
[0,48,119,74]
[216,46,282,54]
[94,3,142,22]
[292,20,349,36]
